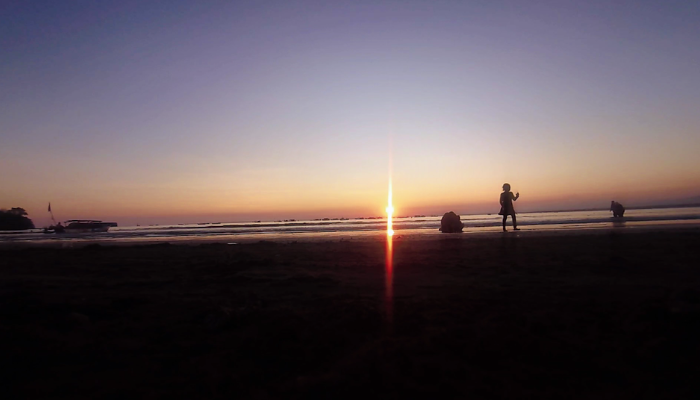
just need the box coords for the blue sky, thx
[2,0,699,225]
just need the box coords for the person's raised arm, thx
[513,192,520,201]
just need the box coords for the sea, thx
[1,207,699,247]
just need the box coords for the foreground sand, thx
[2,229,700,398]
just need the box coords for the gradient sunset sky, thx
[2,0,699,226]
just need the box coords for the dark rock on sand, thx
[440,211,464,233]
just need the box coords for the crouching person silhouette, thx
[610,201,625,218]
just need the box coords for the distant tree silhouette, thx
[8,207,28,216]
[0,207,35,230]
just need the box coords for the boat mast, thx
[48,202,56,224]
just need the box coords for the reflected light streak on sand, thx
[385,225,394,327]
[385,177,394,327]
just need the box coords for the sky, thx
[2,0,699,226]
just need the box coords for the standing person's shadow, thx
[608,231,629,270]
[499,232,518,257]
[612,219,626,228]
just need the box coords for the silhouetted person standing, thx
[499,183,520,231]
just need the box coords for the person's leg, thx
[502,215,507,231]
[512,213,519,230]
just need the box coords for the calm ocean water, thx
[1,207,699,246]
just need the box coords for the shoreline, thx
[1,221,699,249]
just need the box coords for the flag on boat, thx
[48,203,51,212]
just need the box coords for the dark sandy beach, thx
[2,228,700,398]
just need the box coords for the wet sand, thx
[2,228,700,398]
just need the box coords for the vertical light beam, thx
[386,179,394,236]
[385,145,394,330]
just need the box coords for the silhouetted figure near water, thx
[610,201,625,218]
[499,183,520,231]
[440,211,464,233]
